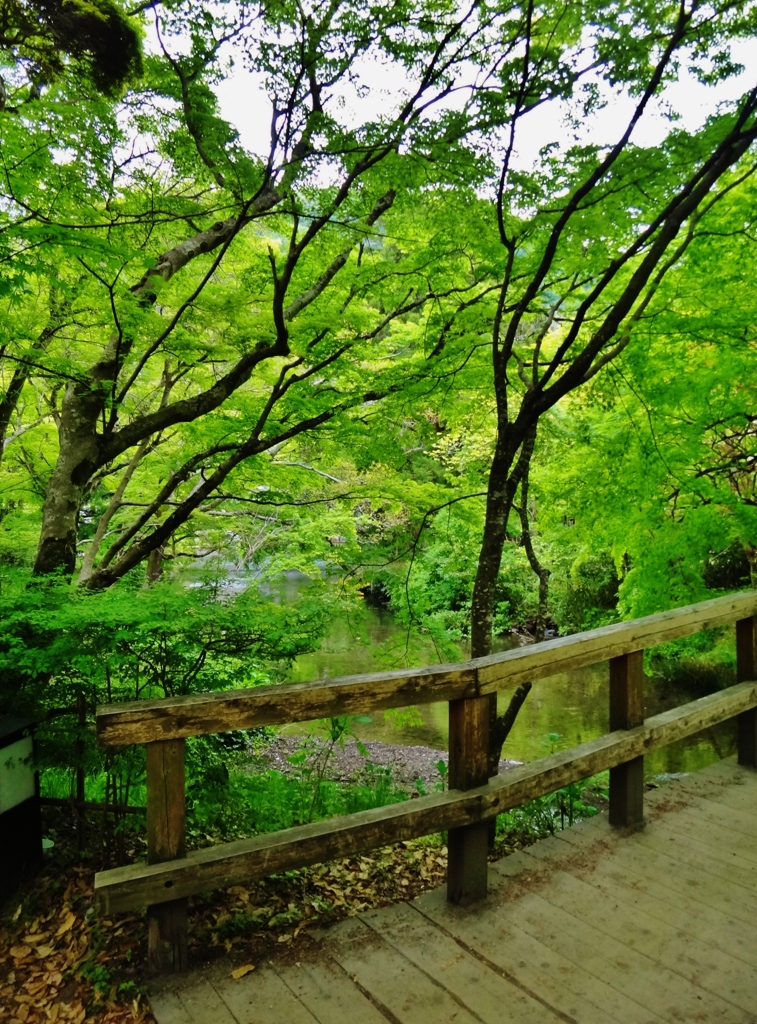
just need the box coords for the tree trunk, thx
[470,440,519,824]
[470,423,538,823]
[518,480,550,642]
[471,422,538,654]
[745,546,757,589]
[33,381,103,576]
[470,447,518,659]
[146,544,165,583]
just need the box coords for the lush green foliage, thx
[2,0,757,844]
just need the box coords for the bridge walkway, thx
[148,758,757,1024]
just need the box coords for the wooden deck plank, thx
[652,759,756,812]
[644,765,757,820]
[327,915,484,1024]
[174,980,240,1024]
[680,791,757,837]
[539,815,757,926]
[212,968,319,1024]
[645,807,757,866]
[414,887,665,1024]
[573,853,757,968]
[495,887,755,1024]
[574,833,757,928]
[551,828,757,968]
[526,811,757,885]
[148,988,199,1024]
[147,760,757,1024]
[628,825,757,897]
[696,764,756,797]
[523,866,757,1014]
[646,814,757,869]
[701,778,757,812]
[361,900,565,1024]
[642,758,754,811]
[673,756,751,788]
[273,960,389,1024]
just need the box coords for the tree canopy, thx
[1,0,757,675]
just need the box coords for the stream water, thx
[280,577,736,780]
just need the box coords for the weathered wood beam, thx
[447,695,490,905]
[609,650,645,827]
[95,680,757,913]
[97,662,478,747]
[146,740,188,974]
[97,591,757,747]
[736,616,757,766]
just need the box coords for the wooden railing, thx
[94,592,757,972]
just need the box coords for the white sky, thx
[213,37,757,170]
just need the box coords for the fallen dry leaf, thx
[10,947,31,960]
[35,945,53,959]
[55,913,75,939]
[230,964,255,980]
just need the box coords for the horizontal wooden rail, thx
[94,678,757,914]
[97,591,757,747]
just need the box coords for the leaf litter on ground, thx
[1,806,542,1023]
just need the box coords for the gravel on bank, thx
[242,736,521,793]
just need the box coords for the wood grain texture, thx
[327,916,483,1024]
[362,901,564,1023]
[149,980,237,1024]
[97,662,478,747]
[447,695,490,905]
[608,651,644,828]
[736,616,757,766]
[146,740,188,974]
[212,968,319,1024]
[147,741,186,862]
[554,823,757,969]
[273,961,389,1024]
[528,868,757,1014]
[95,681,757,913]
[415,880,665,1024]
[97,591,757,747]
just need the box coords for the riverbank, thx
[243,736,522,793]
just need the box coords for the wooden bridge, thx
[147,758,757,1024]
[93,591,757,1020]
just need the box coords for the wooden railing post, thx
[146,739,188,973]
[609,650,644,827]
[447,695,489,905]
[736,616,757,766]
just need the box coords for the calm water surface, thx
[284,589,736,779]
